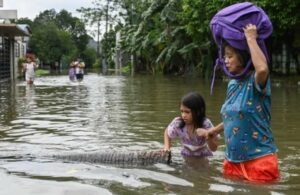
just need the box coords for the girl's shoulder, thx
[169,117,183,127]
[203,117,214,128]
[173,116,181,121]
[171,116,181,123]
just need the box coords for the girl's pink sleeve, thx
[167,117,181,139]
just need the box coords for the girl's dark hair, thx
[179,92,206,129]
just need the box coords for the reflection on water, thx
[0,74,299,194]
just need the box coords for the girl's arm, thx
[206,135,218,151]
[208,122,224,136]
[163,128,171,151]
[34,62,38,69]
[22,63,26,72]
[196,122,224,151]
[196,122,224,138]
[34,62,39,69]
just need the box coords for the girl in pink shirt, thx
[164,92,219,159]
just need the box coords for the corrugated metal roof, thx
[0,23,31,37]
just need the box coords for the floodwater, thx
[0,73,299,195]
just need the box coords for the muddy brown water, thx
[0,73,299,195]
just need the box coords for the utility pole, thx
[96,20,100,57]
[102,0,110,75]
[130,1,134,76]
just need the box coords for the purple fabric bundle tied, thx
[209,2,273,93]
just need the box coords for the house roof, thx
[0,23,31,37]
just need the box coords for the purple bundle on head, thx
[209,2,273,93]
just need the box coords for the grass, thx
[35,69,50,75]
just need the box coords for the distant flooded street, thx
[0,73,299,195]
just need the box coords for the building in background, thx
[0,0,31,81]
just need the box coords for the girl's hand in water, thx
[161,148,171,152]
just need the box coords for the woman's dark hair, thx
[179,92,206,129]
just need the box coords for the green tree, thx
[29,22,76,68]
[78,0,122,74]
[55,10,90,55]
[254,0,300,74]
[82,47,98,69]
[23,9,94,70]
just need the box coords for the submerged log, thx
[51,150,172,166]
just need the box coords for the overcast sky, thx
[2,0,94,19]
[1,0,102,38]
